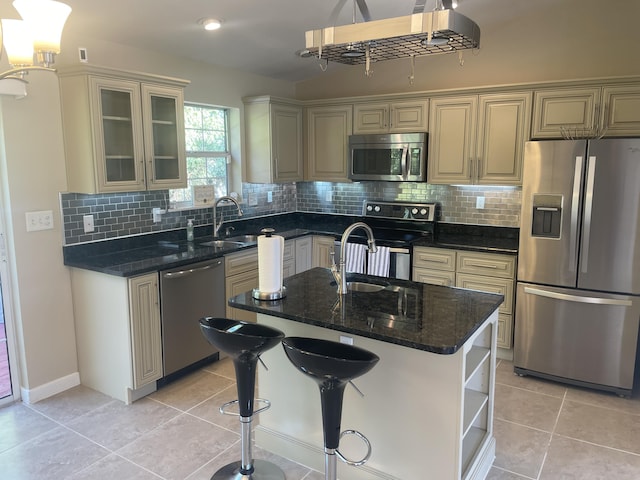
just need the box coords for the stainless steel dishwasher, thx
[160,258,225,377]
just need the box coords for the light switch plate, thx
[83,214,95,233]
[476,196,485,209]
[25,210,54,232]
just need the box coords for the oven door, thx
[333,241,410,280]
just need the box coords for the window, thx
[169,103,229,207]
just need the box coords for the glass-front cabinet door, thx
[141,84,187,190]
[90,77,146,192]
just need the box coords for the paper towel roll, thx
[257,233,284,294]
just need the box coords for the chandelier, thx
[0,0,72,81]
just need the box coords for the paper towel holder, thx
[252,228,287,301]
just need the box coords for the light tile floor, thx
[1,357,639,479]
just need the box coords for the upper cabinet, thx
[353,99,429,134]
[531,84,640,138]
[305,104,353,182]
[243,96,303,183]
[59,65,189,194]
[428,92,531,186]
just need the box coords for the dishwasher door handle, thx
[162,260,222,279]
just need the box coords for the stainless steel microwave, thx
[348,132,428,182]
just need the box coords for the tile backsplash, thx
[61,182,521,245]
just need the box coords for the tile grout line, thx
[535,388,567,480]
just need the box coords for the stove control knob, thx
[366,205,373,211]
[411,208,418,215]
[374,205,381,212]
[420,208,428,216]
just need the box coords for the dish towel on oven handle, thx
[345,242,366,274]
[367,246,390,277]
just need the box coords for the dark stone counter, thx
[63,211,518,276]
[228,267,503,354]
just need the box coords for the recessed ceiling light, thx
[200,18,222,31]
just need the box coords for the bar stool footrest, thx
[219,398,272,416]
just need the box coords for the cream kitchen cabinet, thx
[353,99,429,134]
[225,248,259,322]
[70,269,163,404]
[427,92,531,186]
[531,84,640,138]
[283,239,296,278]
[312,235,336,268]
[294,236,313,274]
[305,104,353,182]
[243,96,304,183]
[58,65,189,194]
[413,246,516,349]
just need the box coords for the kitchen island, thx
[229,268,503,480]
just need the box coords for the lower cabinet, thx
[312,235,336,268]
[413,247,516,350]
[294,236,313,274]
[70,269,162,404]
[225,247,259,322]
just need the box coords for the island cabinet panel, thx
[70,269,162,404]
[58,65,188,193]
[254,311,498,480]
[305,104,353,182]
[225,248,258,322]
[413,247,516,350]
[283,239,296,278]
[353,99,429,134]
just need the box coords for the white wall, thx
[294,0,640,99]
[0,34,296,401]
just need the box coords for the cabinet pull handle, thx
[467,262,499,269]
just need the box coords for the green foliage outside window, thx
[170,104,229,205]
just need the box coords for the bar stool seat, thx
[281,336,379,480]
[200,317,285,480]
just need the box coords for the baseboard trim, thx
[20,372,80,404]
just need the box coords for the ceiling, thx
[2,0,574,83]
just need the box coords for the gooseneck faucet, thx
[331,222,377,295]
[213,196,243,238]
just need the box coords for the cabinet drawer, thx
[225,248,259,276]
[283,240,295,261]
[456,251,515,279]
[413,267,456,286]
[455,273,514,314]
[413,247,456,271]
[497,313,513,349]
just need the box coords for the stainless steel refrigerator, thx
[515,138,640,396]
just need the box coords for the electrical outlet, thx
[476,196,485,209]
[325,191,332,202]
[83,214,95,233]
[339,335,354,345]
[267,191,273,203]
[25,210,54,232]
[248,193,258,206]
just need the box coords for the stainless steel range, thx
[335,200,438,280]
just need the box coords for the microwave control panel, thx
[362,201,437,222]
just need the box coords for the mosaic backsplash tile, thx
[61,182,521,245]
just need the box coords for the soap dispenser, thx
[186,219,194,242]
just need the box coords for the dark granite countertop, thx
[229,267,503,354]
[63,211,518,276]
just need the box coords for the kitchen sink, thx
[347,281,388,293]
[226,234,258,243]
[199,240,247,248]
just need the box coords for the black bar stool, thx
[281,337,379,480]
[200,317,285,480]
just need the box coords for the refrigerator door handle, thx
[523,286,633,306]
[569,156,583,273]
[580,156,597,273]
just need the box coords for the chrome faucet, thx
[213,196,243,238]
[331,222,377,295]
